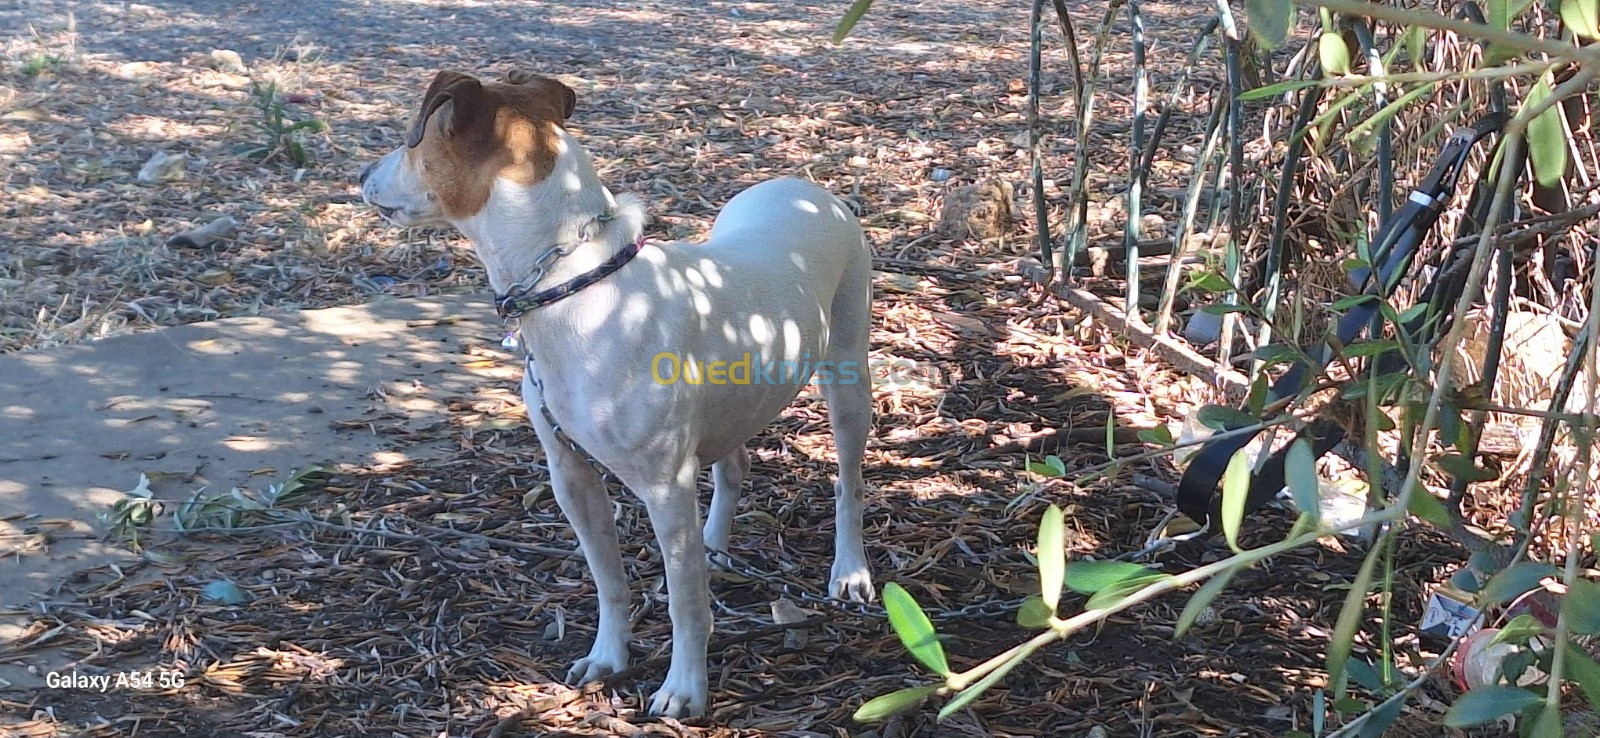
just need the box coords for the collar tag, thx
[501,331,521,351]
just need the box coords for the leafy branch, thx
[857,496,1406,723]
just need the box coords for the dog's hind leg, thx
[526,377,634,685]
[821,247,876,603]
[703,445,749,564]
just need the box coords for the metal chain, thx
[498,211,618,302]
[498,242,575,305]
[525,359,618,485]
[520,355,1020,623]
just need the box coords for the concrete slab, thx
[0,294,521,687]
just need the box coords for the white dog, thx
[359,69,876,717]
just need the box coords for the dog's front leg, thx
[525,377,633,684]
[633,457,712,718]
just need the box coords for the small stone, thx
[1183,307,1224,345]
[770,598,822,649]
[873,270,927,295]
[208,49,247,74]
[740,94,784,115]
[1016,256,1051,285]
[938,177,1015,240]
[137,152,186,183]
[193,268,234,285]
[166,216,237,249]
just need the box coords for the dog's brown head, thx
[360,69,578,226]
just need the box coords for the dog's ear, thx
[407,70,486,148]
[504,69,577,121]
[558,82,576,120]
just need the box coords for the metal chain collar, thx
[494,210,619,317]
[519,354,1020,623]
[495,241,578,312]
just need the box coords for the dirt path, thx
[0,295,505,688]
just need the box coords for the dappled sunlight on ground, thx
[1,0,1191,356]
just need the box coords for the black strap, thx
[495,237,646,320]
[1174,113,1505,528]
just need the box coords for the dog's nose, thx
[359,162,375,186]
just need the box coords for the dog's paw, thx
[829,560,876,604]
[565,640,629,685]
[647,665,708,718]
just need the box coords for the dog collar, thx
[495,235,647,321]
